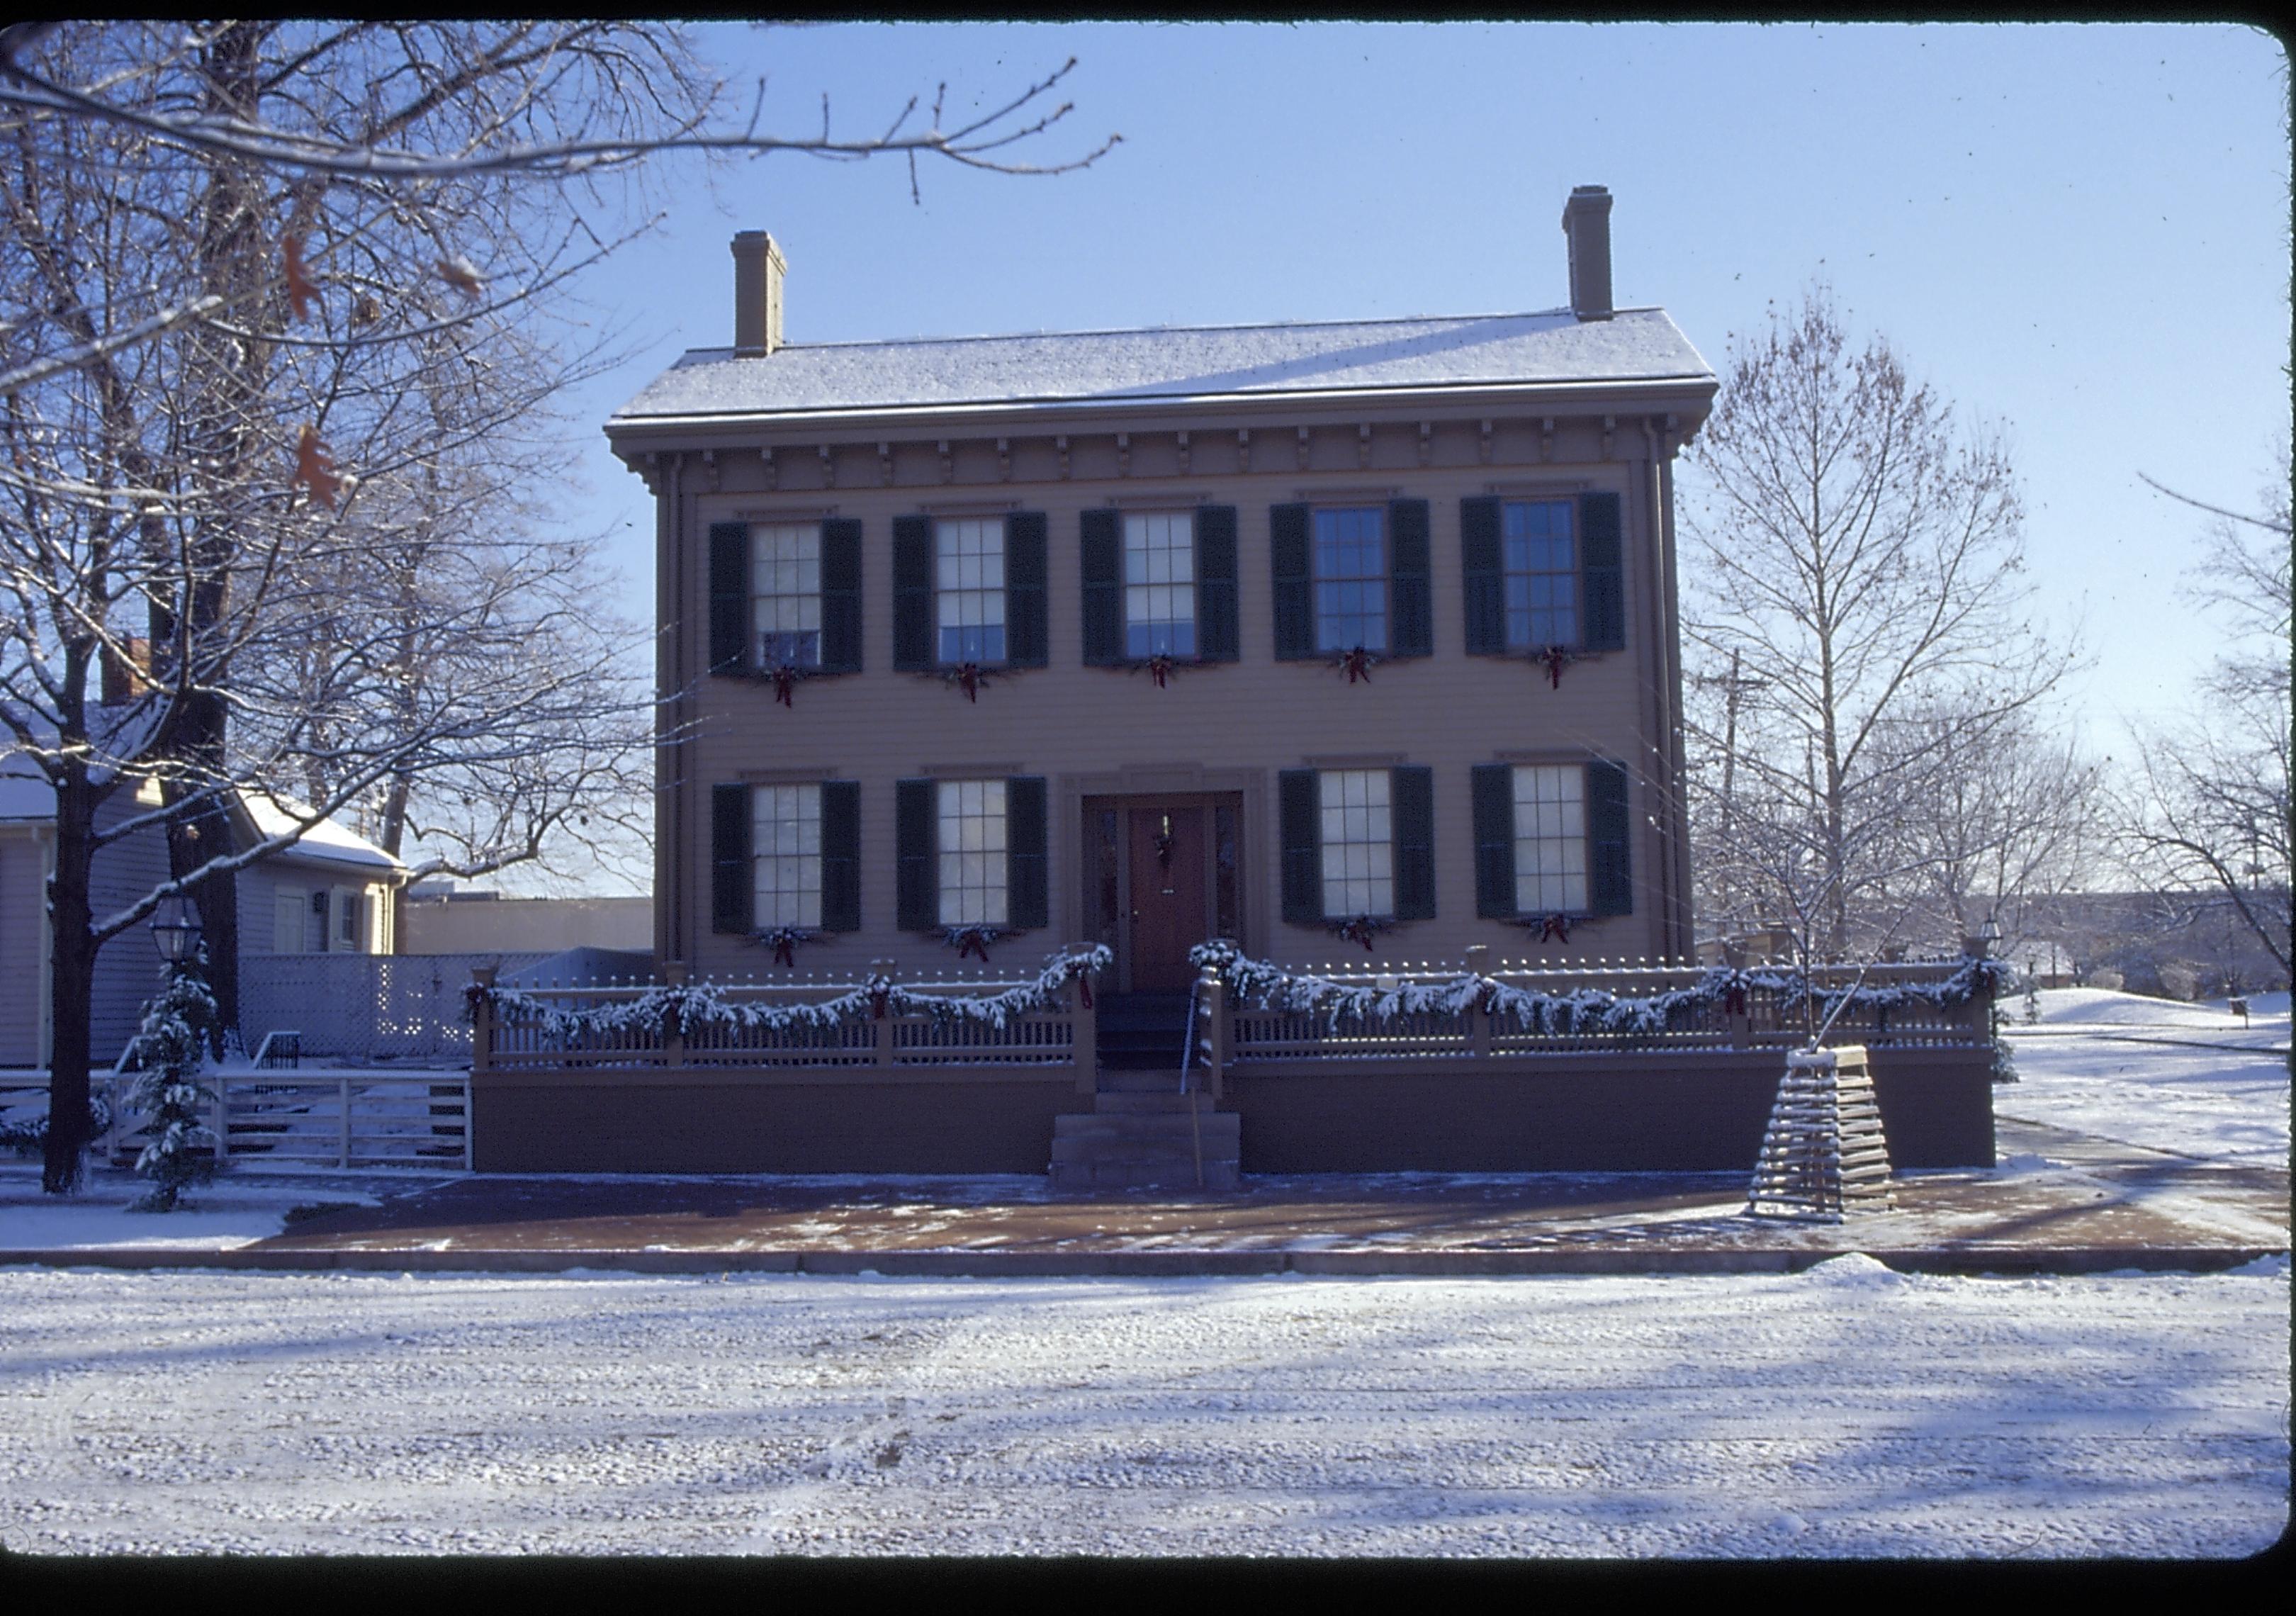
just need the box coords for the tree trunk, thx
[40,776,99,1194]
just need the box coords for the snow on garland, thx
[1185,941,2010,1038]
[476,943,1113,1042]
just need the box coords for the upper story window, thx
[1502,500,1577,650]
[895,512,1045,674]
[753,782,822,929]
[1124,512,1196,658]
[1313,507,1387,653]
[937,778,1008,927]
[708,518,859,676]
[935,518,1006,665]
[1512,765,1587,914]
[751,522,821,668]
[1318,768,1393,919]
[1461,492,1622,658]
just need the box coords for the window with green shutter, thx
[1468,760,1632,919]
[1281,765,1436,925]
[1461,491,1625,656]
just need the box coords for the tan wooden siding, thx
[660,406,1705,979]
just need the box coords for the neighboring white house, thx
[0,754,406,1067]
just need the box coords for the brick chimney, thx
[731,230,786,357]
[99,637,151,705]
[1561,185,1614,322]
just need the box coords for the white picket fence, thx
[239,953,551,1061]
[1,1070,473,1172]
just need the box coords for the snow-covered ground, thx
[0,987,2285,1556]
[0,1257,2284,1556]
[2000,988,2289,1162]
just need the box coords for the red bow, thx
[1723,984,1749,1016]
[772,664,800,707]
[1147,653,1174,689]
[1339,646,1373,684]
[1076,974,1093,1009]
[956,928,991,963]
[1539,646,1573,689]
[770,932,797,969]
[1538,913,1572,944]
[1339,916,1378,952]
[870,985,890,1021]
[956,663,982,702]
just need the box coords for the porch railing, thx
[1,1071,472,1172]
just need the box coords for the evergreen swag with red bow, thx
[475,944,1113,1041]
[942,924,1003,963]
[1333,646,1378,684]
[755,926,814,968]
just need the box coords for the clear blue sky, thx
[558,21,2289,756]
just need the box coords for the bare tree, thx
[1,21,1113,1194]
[1680,284,2077,958]
[2120,444,2292,983]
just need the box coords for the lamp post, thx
[150,892,201,970]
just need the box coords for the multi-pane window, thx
[935,517,1006,663]
[752,522,821,668]
[334,889,364,951]
[1319,769,1393,919]
[938,779,1008,926]
[753,784,823,929]
[1513,765,1587,913]
[1502,500,1577,648]
[1312,507,1386,653]
[1124,511,1196,657]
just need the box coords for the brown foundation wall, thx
[473,1046,1993,1175]
[473,1070,1079,1174]
[1223,1047,1994,1172]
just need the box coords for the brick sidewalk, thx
[5,1116,2283,1276]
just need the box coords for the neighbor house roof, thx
[0,752,402,875]
[609,307,1715,428]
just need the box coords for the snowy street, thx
[1,1258,2285,1557]
[0,987,2287,1556]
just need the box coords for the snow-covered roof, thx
[0,753,402,875]
[609,307,1714,427]
[235,791,403,875]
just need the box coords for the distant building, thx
[399,885,653,954]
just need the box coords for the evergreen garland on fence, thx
[475,943,1113,1042]
[1184,940,2008,1038]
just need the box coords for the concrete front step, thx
[1054,1115,1240,1147]
[1049,1105,1242,1192]
[1094,1090,1215,1113]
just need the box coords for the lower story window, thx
[938,779,1008,926]
[753,783,822,928]
[1319,768,1392,919]
[1513,765,1587,913]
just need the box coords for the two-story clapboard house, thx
[607,187,1716,999]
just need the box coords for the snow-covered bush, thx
[2158,962,2201,1001]
[0,1094,113,1159]
[125,967,220,1212]
[2082,967,2125,992]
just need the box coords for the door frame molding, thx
[1065,765,1260,990]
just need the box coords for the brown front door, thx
[1127,805,1206,992]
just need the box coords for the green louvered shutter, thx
[896,778,937,931]
[1587,759,1633,916]
[818,519,863,673]
[1472,763,1517,919]
[1195,505,1239,661]
[1388,499,1432,658]
[711,782,752,933]
[819,780,860,931]
[1080,508,1122,666]
[892,515,933,672]
[1271,504,1314,661]
[708,522,750,675]
[1461,496,1506,655]
[1279,768,1321,924]
[1580,491,1624,653]
[1392,765,1435,921]
[1005,512,1048,667]
[1006,775,1048,929]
